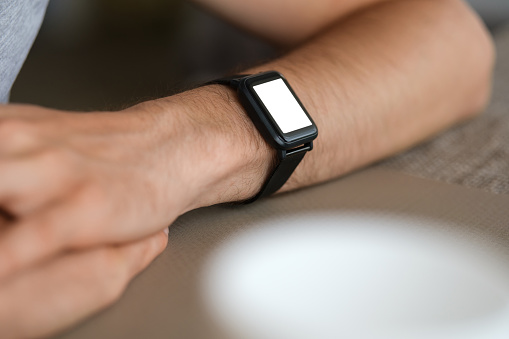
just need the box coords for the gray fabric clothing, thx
[0,0,49,103]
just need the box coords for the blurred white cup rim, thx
[202,214,509,339]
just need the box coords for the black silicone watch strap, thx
[206,75,311,203]
[243,143,312,203]
[206,75,249,88]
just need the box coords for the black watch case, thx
[236,71,318,150]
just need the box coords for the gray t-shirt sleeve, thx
[0,0,49,103]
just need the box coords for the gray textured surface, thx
[57,168,509,339]
[467,0,509,27]
[383,24,509,195]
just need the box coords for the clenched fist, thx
[0,92,268,280]
[0,91,271,337]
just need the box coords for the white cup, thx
[202,215,509,339]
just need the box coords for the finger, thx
[0,198,109,281]
[0,118,40,156]
[0,186,169,280]
[0,151,81,215]
[0,229,168,339]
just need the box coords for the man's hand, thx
[0,227,169,338]
[0,98,271,280]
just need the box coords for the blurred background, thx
[9,0,509,112]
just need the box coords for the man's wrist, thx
[177,85,275,207]
[144,85,275,210]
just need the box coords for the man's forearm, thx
[152,0,494,208]
[192,0,390,46]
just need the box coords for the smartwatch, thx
[207,71,318,203]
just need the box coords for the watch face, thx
[252,78,312,134]
[243,72,318,148]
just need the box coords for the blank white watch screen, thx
[253,78,312,134]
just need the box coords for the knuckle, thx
[152,231,169,254]
[95,250,129,304]
[37,148,81,181]
[38,148,69,168]
[75,186,112,226]
[0,119,37,151]
[82,185,109,204]
[133,232,169,272]
[0,118,32,135]
[31,216,61,250]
